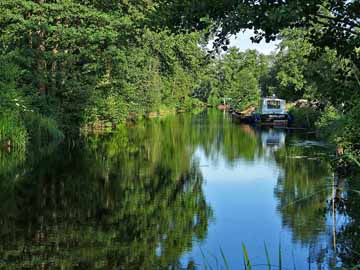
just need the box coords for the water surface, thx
[0,110,358,270]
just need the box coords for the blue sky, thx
[206,29,280,55]
[207,29,280,55]
[230,29,280,54]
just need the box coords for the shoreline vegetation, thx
[0,2,359,166]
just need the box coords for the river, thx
[0,109,359,270]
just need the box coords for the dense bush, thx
[341,100,360,157]
[288,106,321,129]
[315,105,345,142]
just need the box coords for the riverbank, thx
[81,101,206,134]
[0,98,208,153]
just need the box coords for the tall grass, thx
[196,241,360,270]
[0,111,64,158]
[199,243,283,270]
[0,113,28,154]
[264,242,271,270]
[242,243,251,270]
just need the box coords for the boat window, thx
[267,100,281,109]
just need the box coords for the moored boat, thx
[231,96,289,126]
[252,96,288,126]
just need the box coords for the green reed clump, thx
[198,242,360,270]
[0,111,64,157]
[0,112,28,154]
[199,243,282,270]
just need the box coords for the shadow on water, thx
[0,109,359,269]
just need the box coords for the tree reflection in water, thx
[0,113,212,270]
[336,175,360,268]
[1,110,360,270]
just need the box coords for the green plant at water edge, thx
[242,243,252,270]
[264,242,271,270]
[200,243,285,270]
[278,242,282,270]
[177,97,206,112]
[0,113,27,154]
[339,99,360,161]
[288,106,321,129]
[220,247,229,270]
[315,104,345,142]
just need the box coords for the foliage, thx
[155,0,360,65]
[0,55,28,151]
[341,100,360,157]
[154,0,360,162]
[315,105,345,142]
[207,93,222,107]
[288,106,321,129]
[260,27,360,161]
[219,49,263,110]
[199,48,266,110]
[0,0,216,152]
[227,68,259,111]
[263,29,314,101]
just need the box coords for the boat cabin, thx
[260,97,287,115]
[255,96,288,125]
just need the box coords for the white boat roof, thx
[261,97,286,102]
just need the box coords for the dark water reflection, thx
[0,110,358,269]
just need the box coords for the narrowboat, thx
[254,96,288,126]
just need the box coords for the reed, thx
[198,243,360,270]
[264,242,271,270]
[199,243,283,270]
[0,113,27,154]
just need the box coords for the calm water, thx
[0,110,359,270]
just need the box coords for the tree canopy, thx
[155,0,360,62]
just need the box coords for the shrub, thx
[178,96,205,111]
[340,100,360,157]
[315,105,344,142]
[207,94,222,107]
[289,106,321,129]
